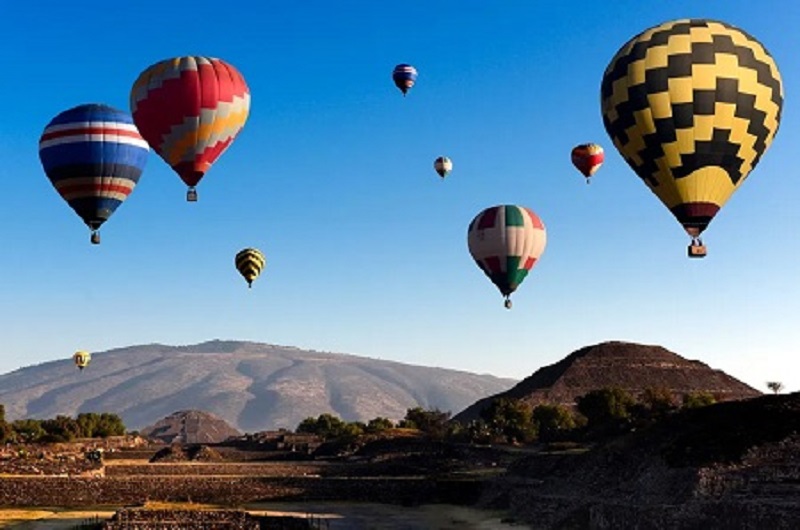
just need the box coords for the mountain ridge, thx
[0,340,516,432]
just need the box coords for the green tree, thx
[640,386,678,415]
[366,417,394,433]
[94,413,126,437]
[77,413,100,437]
[339,422,365,441]
[40,415,81,442]
[682,391,717,408]
[399,407,451,439]
[11,419,46,442]
[443,420,467,442]
[0,404,10,443]
[532,404,577,441]
[576,387,636,427]
[297,417,319,434]
[296,413,347,440]
[0,421,12,444]
[480,398,535,444]
[766,381,784,394]
[465,419,493,444]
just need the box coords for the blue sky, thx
[1,1,798,395]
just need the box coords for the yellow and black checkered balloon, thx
[601,19,783,237]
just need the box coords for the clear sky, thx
[1,1,798,394]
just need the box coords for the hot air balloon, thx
[392,64,418,96]
[130,56,250,202]
[235,248,266,288]
[433,156,453,179]
[38,104,149,244]
[601,19,783,258]
[467,205,547,309]
[73,351,91,371]
[571,144,604,183]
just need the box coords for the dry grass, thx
[137,501,227,511]
[0,508,117,529]
[0,510,56,521]
[101,459,148,466]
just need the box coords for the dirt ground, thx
[247,502,526,529]
[0,508,117,529]
[0,503,527,529]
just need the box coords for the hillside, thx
[456,341,760,422]
[0,340,515,432]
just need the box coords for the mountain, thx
[455,341,760,422]
[0,340,515,432]
[140,410,241,444]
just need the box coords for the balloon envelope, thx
[73,351,91,370]
[600,19,783,237]
[392,64,418,95]
[571,144,604,179]
[434,156,453,178]
[38,104,148,242]
[130,56,250,196]
[235,248,266,288]
[467,205,546,307]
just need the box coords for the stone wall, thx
[0,476,484,507]
[104,509,262,530]
[104,462,333,477]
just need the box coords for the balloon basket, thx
[187,189,198,202]
[687,243,707,258]
[90,232,100,245]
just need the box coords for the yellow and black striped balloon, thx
[235,248,266,288]
[601,19,783,237]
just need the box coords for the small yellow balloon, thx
[73,351,91,371]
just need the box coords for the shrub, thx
[480,398,536,444]
[532,404,577,441]
[683,391,717,409]
[576,387,636,427]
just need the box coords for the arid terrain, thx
[0,434,522,529]
[0,342,796,529]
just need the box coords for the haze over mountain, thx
[0,340,515,432]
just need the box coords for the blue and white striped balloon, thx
[39,104,149,244]
[392,64,418,96]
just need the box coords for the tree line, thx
[294,386,719,445]
[0,385,724,446]
[0,404,126,443]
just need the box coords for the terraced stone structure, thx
[141,410,241,444]
[456,341,761,421]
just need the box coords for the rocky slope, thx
[0,340,515,432]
